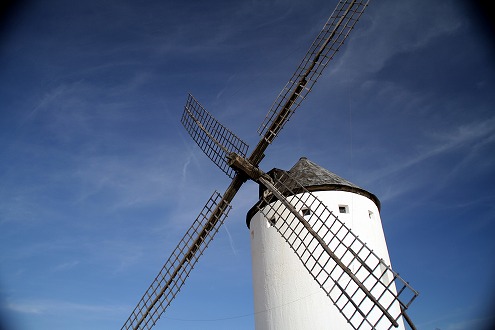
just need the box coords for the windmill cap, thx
[288,157,365,191]
[246,157,381,228]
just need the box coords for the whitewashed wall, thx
[249,189,405,330]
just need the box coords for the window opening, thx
[339,205,348,214]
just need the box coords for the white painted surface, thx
[249,189,405,330]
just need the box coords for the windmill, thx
[121,1,418,329]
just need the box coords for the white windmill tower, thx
[248,157,410,329]
[121,1,418,330]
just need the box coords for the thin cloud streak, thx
[331,0,464,83]
[5,299,128,316]
[366,117,495,199]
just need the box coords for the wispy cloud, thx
[364,116,495,202]
[223,224,238,256]
[180,154,192,185]
[4,298,127,316]
[50,261,80,273]
[329,0,463,83]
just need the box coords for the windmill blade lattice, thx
[257,0,369,145]
[181,94,249,179]
[255,171,418,330]
[121,191,231,330]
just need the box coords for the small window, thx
[301,208,311,217]
[339,205,348,214]
[368,210,374,220]
[268,217,277,227]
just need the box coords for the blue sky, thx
[1,0,494,329]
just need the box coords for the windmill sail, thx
[255,170,418,330]
[257,0,370,145]
[181,94,249,178]
[121,191,232,330]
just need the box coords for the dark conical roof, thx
[246,157,380,228]
[287,157,361,189]
[287,157,379,208]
